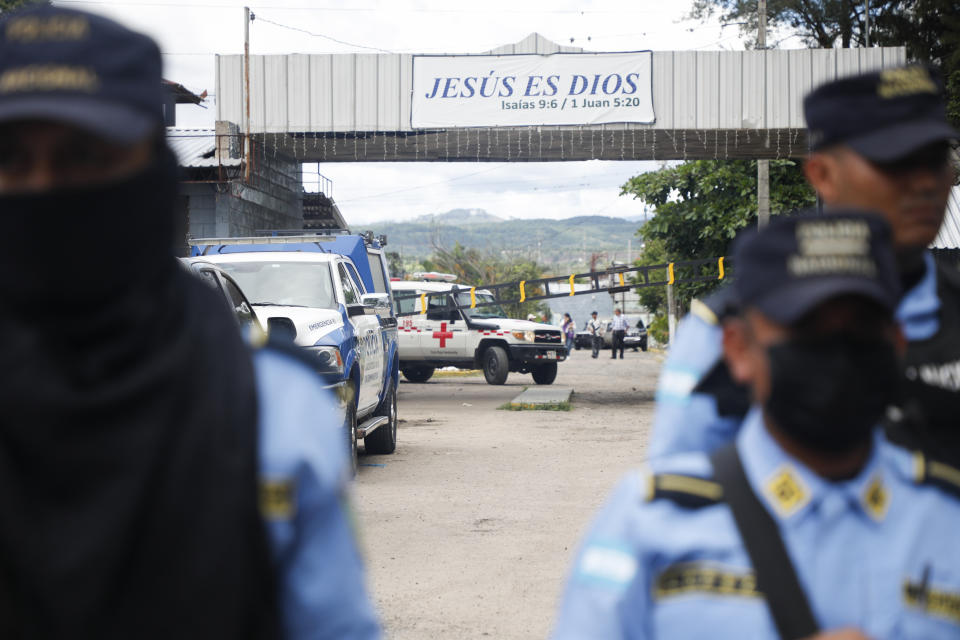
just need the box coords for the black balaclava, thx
[0,147,278,638]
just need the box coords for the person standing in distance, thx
[588,310,604,358]
[561,312,576,353]
[553,213,960,639]
[648,65,959,463]
[609,308,629,359]
[0,6,380,638]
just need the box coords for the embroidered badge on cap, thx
[789,219,876,279]
[862,475,889,521]
[764,465,810,518]
[259,477,297,520]
[878,66,937,99]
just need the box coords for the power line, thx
[254,15,394,53]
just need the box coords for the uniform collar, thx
[896,251,940,341]
[735,409,892,526]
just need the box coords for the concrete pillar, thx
[667,283,677,346]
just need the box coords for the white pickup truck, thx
[392,279,567,385]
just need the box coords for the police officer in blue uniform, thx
[554,213,960,639]
[649,65,959,465]
[0,7,379,638]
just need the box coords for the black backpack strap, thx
[709,444,819,640]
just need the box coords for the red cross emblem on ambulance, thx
[433,322,454,348]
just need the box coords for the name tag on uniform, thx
[259,477,297,520]
[654,563,760,600]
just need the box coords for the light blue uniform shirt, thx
[254,348,381,640]
[648,251,942,459]
[553,409,960,639]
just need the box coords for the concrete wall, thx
[183,149,304,239]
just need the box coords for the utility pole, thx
[243,7,253,182]
[757,0,770,228]
[666,283,677,346]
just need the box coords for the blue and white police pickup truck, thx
[189,232,399,473]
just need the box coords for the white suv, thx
[392,280,567,385]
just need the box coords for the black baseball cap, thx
[804,65,958,163]
[0,6,164,143]
[732,212,899,325]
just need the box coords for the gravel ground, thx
[353,346,665,639]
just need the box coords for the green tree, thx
[422,242,550,319]
[872,1,960,129]
[631,236,668,317]
[622,159,815,312]
[689,0,892,49]
[385,251,405,279]
[689,0,960,129]
[0,0,48,13]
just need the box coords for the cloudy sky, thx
[54,0,769,224]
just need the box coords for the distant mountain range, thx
[358,209,644,267]
[411,208,504,225]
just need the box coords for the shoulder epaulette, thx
[645,473,724,508]
[689,299,718,326]
[691,285,739,326]
[912,451,960,499]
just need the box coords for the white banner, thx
[411,52,655,129]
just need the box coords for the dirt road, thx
[353,347,665,639]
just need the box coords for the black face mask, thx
[0,148,179,310]
[765,336,901,454]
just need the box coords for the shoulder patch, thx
[646,473,723,508]
[913,451,960,499]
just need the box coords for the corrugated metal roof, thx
[932,185,960,250]
[166,128,241,168]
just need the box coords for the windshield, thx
[454,292,507,319]
[217,261,337,310]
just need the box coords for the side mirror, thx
[448,309,460,323]
[361,293,391,313]
[346,303,368,317]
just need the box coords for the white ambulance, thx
[392,274,567,385]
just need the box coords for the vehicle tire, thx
[365,379,398,455]
[574,343,582,350]
[344,390,358,478]
[531,362,558,385]
[482,345,510,385]
[401,365,434,383]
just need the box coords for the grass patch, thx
[498,400,573,411]
[433,369,483,378]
